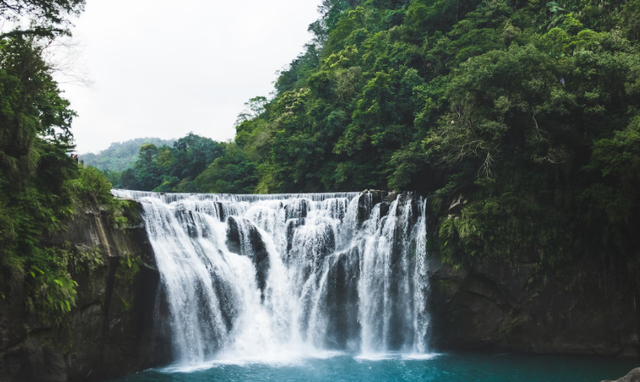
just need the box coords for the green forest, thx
[80,137,175,172]
[0,0,126,320]
[116,0,640,274]
[2,0,640,319]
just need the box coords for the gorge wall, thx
[0,201,170,382]
[0,191,637,382]
[428,255,638,358]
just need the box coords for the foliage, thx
[0,0,85,38]
[79,137,175,172]
[117,133,225,192]
[68,165,115,207]
[119,254,140,286]
[0,3,126,324]
[5,0,638,323]
[195,143,258,194]
[0,36,76,295]
[208,0,640,274]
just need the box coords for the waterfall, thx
[113,190,431,365]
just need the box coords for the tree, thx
[0,0,86,38]
[208,0,640,277]
[195,143,258,194]
[170,133,224,181]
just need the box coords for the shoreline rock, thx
[601,367,640,382]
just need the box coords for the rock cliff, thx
[428,255,639,358]
[0,200,171,382]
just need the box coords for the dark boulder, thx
[324,248,361,350]
[357,190,387,223]
[285,198,309,220]
[226,216,270,298]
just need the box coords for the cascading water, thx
[112,190,431,366]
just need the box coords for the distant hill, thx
[80,137,175,172]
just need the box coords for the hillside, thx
[85,0,640,276]
[79,137,175,172]
[196,0,640,274]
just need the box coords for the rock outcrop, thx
[226,216,270,298]
[428,254,638,358]
[357,190,388,223]
[0,201,171,382]
[601,367,640,382]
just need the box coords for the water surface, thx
[109,353,636,382]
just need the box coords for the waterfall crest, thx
[113,190,431,365]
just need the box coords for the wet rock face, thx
[428,256,639,358]
[226,215,243,254]
[1,340,68,382]
[324,249,360,350]
[226,216,271,297]
[0,202,171,382]
[175,205,198,238]
[285,198,309,220]
[175,204,212,239]
[357,190,388,223]
[285,218,306,257]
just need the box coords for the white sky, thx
[58,0,323,154]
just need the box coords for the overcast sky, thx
[58,0,323,154]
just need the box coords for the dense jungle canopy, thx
[117,0,640,274]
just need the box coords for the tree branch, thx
[0,27,65,39]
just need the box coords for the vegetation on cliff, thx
[0,0,125,322]
[117,133,227,193]
[106,134,257,194]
